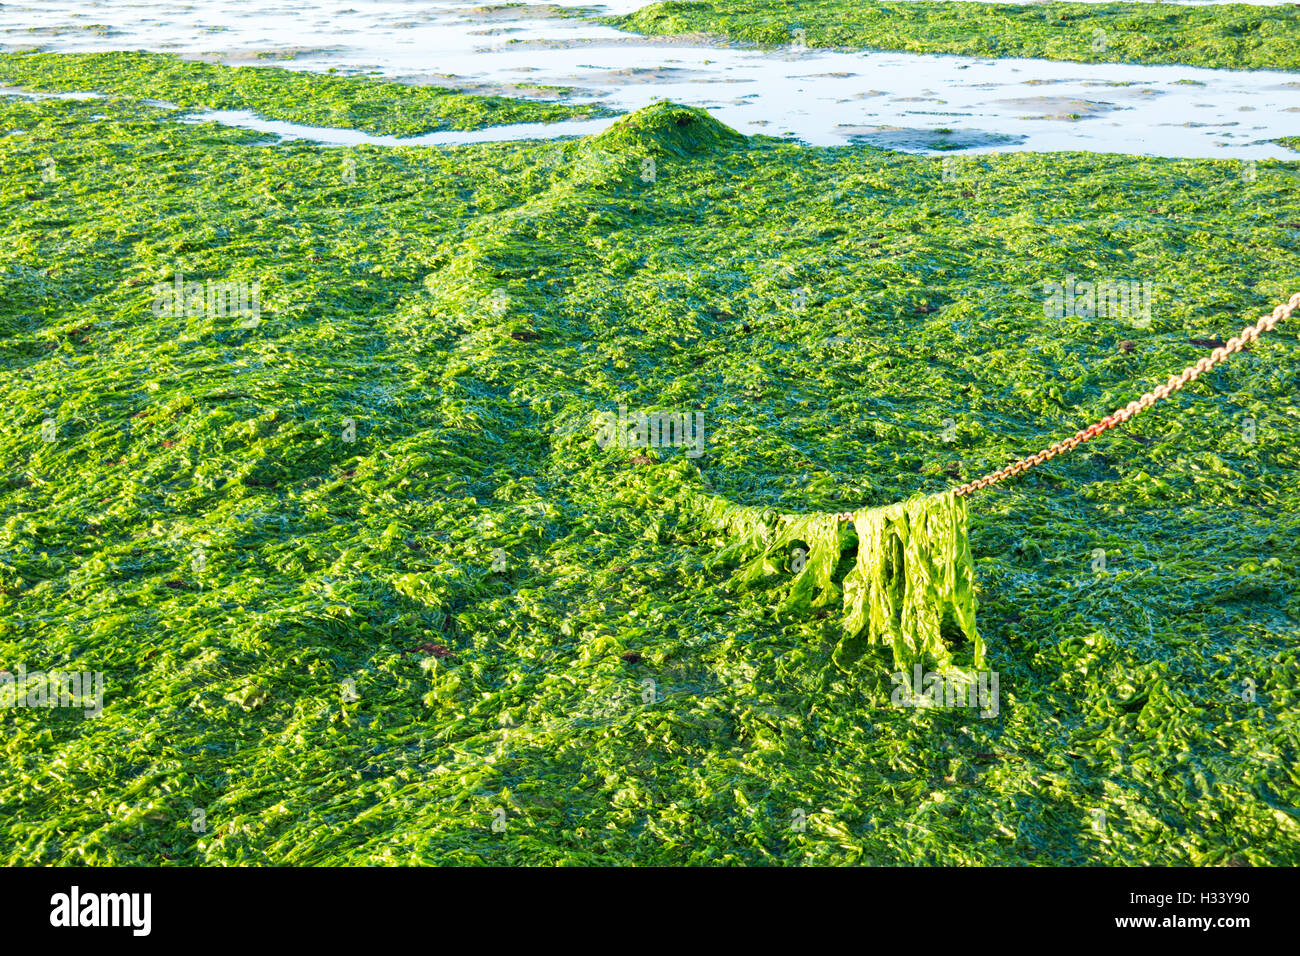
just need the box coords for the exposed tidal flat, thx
[1,16,1299,865]
[4,47,1298,158]
[4,2,1300,155]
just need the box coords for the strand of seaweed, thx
[687,490,981,676]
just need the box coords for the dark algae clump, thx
[2,71,1299,865]
[612,1,1300,72]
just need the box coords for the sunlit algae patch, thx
[691,490,980,675]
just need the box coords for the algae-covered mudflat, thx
[614,1,1300,71]
[1,5,1298,868]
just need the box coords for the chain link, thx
[830,292,1298,521]
[950,291,1299,498]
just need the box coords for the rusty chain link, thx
[833,291,1298,521]
[952,291,1299,498]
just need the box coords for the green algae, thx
[689,490,980,674]
[840,493,980,674]
[612,1,1300,72]
[0,50,615,136]
[2,81,1299,866]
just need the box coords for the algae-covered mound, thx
[584,100,747,160]
[692,490,981,675]
[561,101,749,189]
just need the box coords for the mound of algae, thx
[548,105,983,677]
